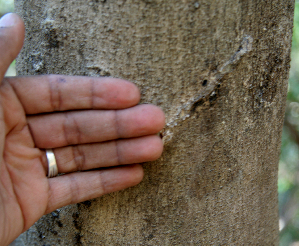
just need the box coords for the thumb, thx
[0,13,25,79]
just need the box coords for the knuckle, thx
[48,75,63,111]
[114,140,121,165]
[63,113,81,145]
[71,146,86,171]
[114,110,120,138]
[68,175,81,204]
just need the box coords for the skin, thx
[0,13,165,245]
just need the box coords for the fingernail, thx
[0,13,17,27]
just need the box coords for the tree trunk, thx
[14,0,294,245]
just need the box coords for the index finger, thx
[5,75,140,114]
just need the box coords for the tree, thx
[14,0,294,245]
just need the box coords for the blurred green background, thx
[0,0,13,16]
[1,0,299,244]
[279,1,299,245]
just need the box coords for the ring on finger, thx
[46,149,58,178]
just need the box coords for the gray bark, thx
[14,0,294,245]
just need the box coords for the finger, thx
[6,75,140,114]
[45,164,144,213]
[28,104,165,148]
[0,13,25,79]
[41,135,163,173]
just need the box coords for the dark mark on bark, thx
[46,28,60,48]
[189,140,240,200]
[75,233,83,246]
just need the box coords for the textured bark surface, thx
[14,0,294,245]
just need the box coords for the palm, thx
[0,81,49,241]
[0,14,164,245]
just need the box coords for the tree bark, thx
[14,0,294,245]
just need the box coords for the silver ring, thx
[46,149,58,178]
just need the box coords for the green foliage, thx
[288,2,299,102]
[0,0,14,17]
[279,1,299,245]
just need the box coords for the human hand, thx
[0,13,165,245]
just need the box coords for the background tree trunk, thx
[14,0,294,245]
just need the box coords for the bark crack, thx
[161,35,253,144]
